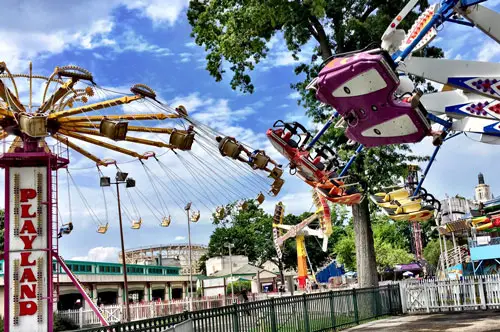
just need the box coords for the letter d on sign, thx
[19,301,38,316]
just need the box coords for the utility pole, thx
[100,171,135,322]
[185,202,193,298]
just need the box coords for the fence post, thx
[353,288,359,325]
[303,293,310,332]
[79,308,83,329]
[329,291,336,331]
[478,277,487,310]
[388,286,393,315]
[232,303,240,332]
[270,298,277,331]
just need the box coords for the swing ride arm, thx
[58,126,180,149]
[58,129,144,159]
[52,133,108,166]
[48,94,144,119]
[61,121,181,134]
[57,113,178,123]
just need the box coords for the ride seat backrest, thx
[253,153,270,169]
[270,178,284,196]
[170,131,195,150]
[222,139,242,159]
[269,166,283,180]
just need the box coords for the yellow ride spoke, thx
[49,95,143,120]
[58,129,144,159]
[52,133,107,166]
[58,113,177,123]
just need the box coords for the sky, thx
[0,0,499,262]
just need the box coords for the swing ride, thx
[272,191,332,289]
[0,61,282,331]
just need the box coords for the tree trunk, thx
[352,198,378,287]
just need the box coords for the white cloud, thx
[175,236,186,241]
[287,91,301,100]
[124,0,190,26]
[0,0,179,72]
[478,40,500,62]
[71,247,121,263]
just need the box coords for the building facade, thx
[0,259,194,314]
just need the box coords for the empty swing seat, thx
[239,201,248,211]
[256,192,265,205]
[97,223,109,234]
[314,49,431,147]
[215,206,225,219]
[269,166,283,180]
[191,211,200,222]
[269,178,285,196]
[161,216,171,227]
[131,218,142,229]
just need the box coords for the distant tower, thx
[475,172,492,202]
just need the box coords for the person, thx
[58,222,73,238]
[240,288,250,316]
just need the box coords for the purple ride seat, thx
[315,50,431,147]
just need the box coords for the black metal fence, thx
[78,284,402,332]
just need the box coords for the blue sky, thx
[0,0,499,262]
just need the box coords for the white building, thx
[440,195,476,224]
[475,172,493,203]
[206,255,249,276]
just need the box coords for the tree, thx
[206,200,341,276]
[188,0,441,287]
[423,238,452,268]
[334,217,414,274]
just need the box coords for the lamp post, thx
[224,242,235,300]
[100,171,135,322]
[185,202,193,298]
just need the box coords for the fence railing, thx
[400,275,500,313]
[58,294,271,328]
[77,284,402,332]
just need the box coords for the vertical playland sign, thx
[7,167,48,332]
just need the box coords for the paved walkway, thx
[344,311,500,331]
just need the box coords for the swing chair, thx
[239,201,249,211]
[131,218,142,230]
[249,150,270,170]
[161,216,171,227]
[97,223,109,234]
[256,192,265,205]
[215,206,225,219]
[191,211,200,222]
[269,166,283,180]
[170,128,195,150]
[69,168,110,234]
[269,178,284,197]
